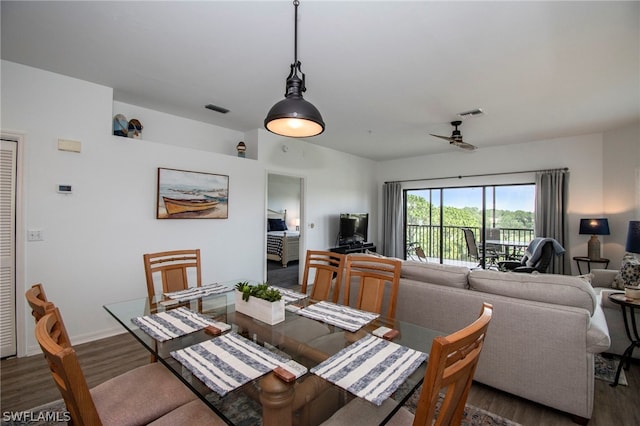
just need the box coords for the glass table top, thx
[103,280,441,425]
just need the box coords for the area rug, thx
[594,353,628,386]
[401,384,521,426]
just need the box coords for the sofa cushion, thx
[400,261,470,289]
[468,270,597,314]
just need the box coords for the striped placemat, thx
[171,332,290,396]
[295,301,379,332]
[311,334,427,406]
[132,307,230,342]
[270,286,308,304]
[164,282,233,301]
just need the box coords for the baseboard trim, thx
[25,326,128,357]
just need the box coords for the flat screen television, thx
[339,213,369,246]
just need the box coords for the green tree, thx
[406,194,432,225]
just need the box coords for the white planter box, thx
[234,290,285,325]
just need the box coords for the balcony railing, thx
[406,225,534,264]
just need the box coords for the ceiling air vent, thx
[205,104,230,114]
[457,108,484,118]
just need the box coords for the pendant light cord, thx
[294,0,299,65]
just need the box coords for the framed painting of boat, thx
[156,168,229,219]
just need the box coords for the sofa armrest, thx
[590,269,618,288]
[597,287,624,309]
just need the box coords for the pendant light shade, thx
[264,0,325,138]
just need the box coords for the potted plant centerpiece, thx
[234,281,285,325]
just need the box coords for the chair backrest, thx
[35,308,101,425]
[485,228,504,251]
[415,246,427,262]
[412,303,493,426]
[143,249,202,300]
[343,255,401,320]
[531,241,555,273]
[301,250,346,303]
[486,228,501,240]
[25,283,54,323]
[462,228,479,258]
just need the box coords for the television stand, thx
[329,243,376,255]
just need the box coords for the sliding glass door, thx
[405,184,535,267]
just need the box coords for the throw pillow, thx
[268,218,287,231]
[612,254,640,289]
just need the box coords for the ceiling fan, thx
[430,120,478,151]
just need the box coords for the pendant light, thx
[264,0,325,138]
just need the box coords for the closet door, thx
[0,139,17,358]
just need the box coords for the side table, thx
[607,293,640,386]
[573,256,609,275]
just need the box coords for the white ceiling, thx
[2,1,638,161]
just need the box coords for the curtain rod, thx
[384,167,568,185]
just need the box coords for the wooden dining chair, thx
[143,249,202,300]
[301,250,346,303]
[321,302,494,426]
[35,307,225,426]
[25,283,55,323]
[343,254,402,320]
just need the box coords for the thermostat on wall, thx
[57,184,73,194]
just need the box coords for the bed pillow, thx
[268,218,288,231]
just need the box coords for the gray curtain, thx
[382,182,404,258]
[535,169,570,274]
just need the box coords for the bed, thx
[267,209,300,267]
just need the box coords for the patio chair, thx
[462,228,499,268]
[407,242,427,262]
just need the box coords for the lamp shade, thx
[626,220,640,254]
[579,218,610,235]
[265,96,325,138]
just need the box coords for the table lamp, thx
[579,218,610,260]
[626,220,640,256]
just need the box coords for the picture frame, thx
[156,167,229,219]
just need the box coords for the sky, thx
[410,185,535,212]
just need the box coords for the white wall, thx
[603,122,640,265]
[375,132,627,275]
[2,61,377,355]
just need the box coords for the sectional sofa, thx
[589,268,640,358]
[380,260,610,423]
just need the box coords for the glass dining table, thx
[103,280,442,426]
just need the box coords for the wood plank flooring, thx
[2,332,638,425]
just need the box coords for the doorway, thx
[1,138,18,358]
[266,173,303,288]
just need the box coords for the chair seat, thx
[91,363,197,426]
[148,399,227,425]
[321,397,415,425]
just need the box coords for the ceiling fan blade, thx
[430,134,455,142]
[452,141,478,151]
